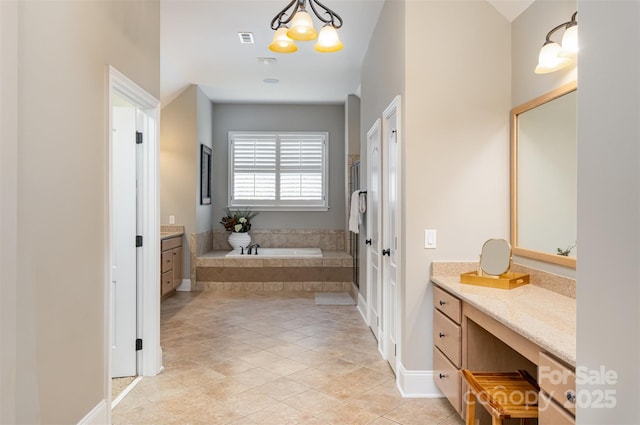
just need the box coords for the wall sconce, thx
[535,12,578,74]
[269,0,344,54]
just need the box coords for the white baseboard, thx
[396,362,445,398]
[176,279,191,291]
[77,399,108,425]
[357,292,369,324]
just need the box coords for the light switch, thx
[425,229,437,249]
[169,215,175,225]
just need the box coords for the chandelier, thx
[535,12,578,74]
[269,0,344,53]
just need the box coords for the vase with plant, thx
[220,209,258,250]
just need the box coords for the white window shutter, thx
[228,132,328,210]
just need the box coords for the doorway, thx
[107,66,161,402]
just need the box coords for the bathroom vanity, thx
[160,231,184,298]
[431,274,576,425]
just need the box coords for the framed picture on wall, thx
[200,144,212,205]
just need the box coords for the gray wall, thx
[360,0,510,373]
[511,0,577,278]
[577,1,640,423]
[211,103,346,230]
[196,88,214,233]
[402,0,511,370]
[0,1,160,423]
[161,84,213,278]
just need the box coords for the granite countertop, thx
[160,231,184,240]
[431,276,576,367]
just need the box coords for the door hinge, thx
[136,338,143,351]
[394,344,397,356]
[136,235,143,247]
[136,131,143,144]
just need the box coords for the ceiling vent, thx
[238,32,254,44]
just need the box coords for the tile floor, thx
[112,291,464,425]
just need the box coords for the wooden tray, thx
[460,271,530,290]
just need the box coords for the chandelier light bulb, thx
[269,27,298,53]
[314,25,343,52]
[535,42,572,74]
[559,24,578,59]
[287,10,318,41]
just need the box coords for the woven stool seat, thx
[460,369,539,425]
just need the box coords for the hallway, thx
[112,292,463,424]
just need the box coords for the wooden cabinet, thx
[433,286,462,415]
[161,236,183,298]
[539,352,576,424]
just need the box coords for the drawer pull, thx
[439,300,446,306]
[439,332,445,338]
[566,391,576,404]
[439,373,446,379]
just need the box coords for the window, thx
[228,132,329,210]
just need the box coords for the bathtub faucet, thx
[246,243,260,255]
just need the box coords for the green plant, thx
[220,209,258,233]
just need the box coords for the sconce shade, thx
[287,11,318,41]
[269,27,298,53]
[535,42,572,74]
[559,24,578,59]
[314,25,343,52]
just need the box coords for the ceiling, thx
[160,0,534,106]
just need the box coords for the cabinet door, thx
[172,246,183,289]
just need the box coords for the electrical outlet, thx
[169,215,175,225]
[425,229,437,249]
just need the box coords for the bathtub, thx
[225,247,323,258]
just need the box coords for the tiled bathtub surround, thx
[190,229,350,293]
[431,261,576,299]
[211,229,346,251]
[195,250,353,294]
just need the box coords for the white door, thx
[382,96,401,374]
[366,119,382,344]
[111,92,138,378]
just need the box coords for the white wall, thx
[1,1,160,423]
[402,0,511,370]
[577,0,640,422]
[211,103,346,230]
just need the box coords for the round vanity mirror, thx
[480,239,512,276]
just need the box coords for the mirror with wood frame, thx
[510,81,577,268]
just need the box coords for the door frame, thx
[106,66,161,404]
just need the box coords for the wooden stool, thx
[460,369,539,425]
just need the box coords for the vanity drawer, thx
[161,271,173,296]
[433,346,461,414]
[161,236,182,251]
[539,352,576,415]
[539,391,575,425]
[433,309,461,367]
[161,251,173,273]
[434,286,461,324]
